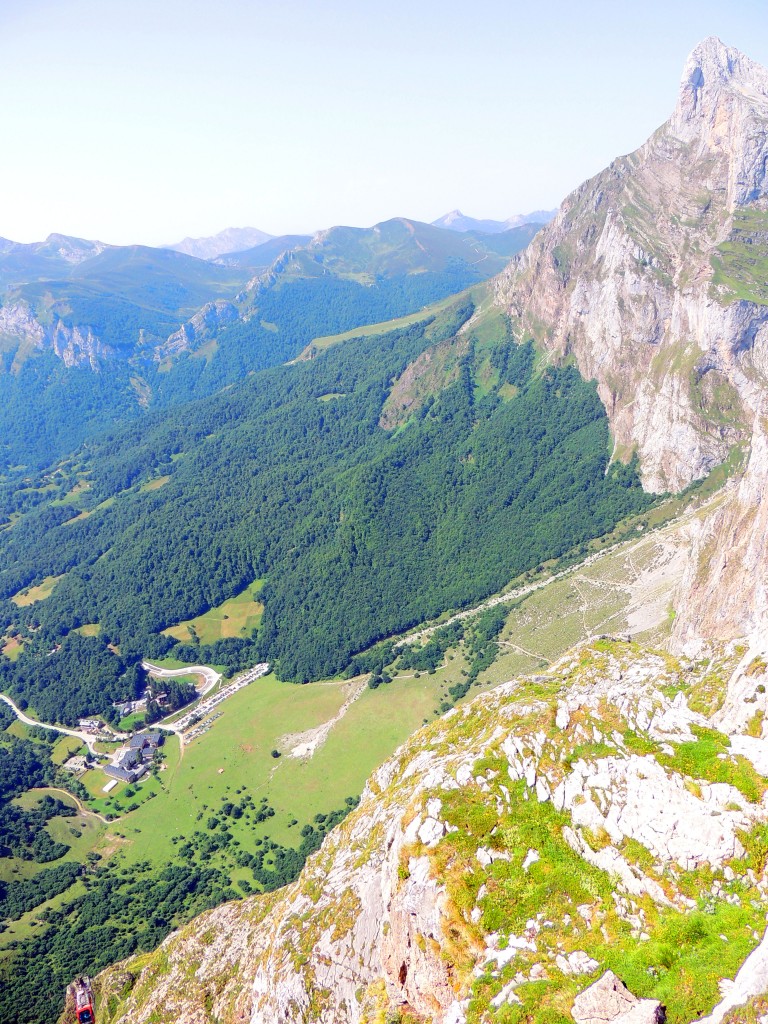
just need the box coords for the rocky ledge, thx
[89,637,768,1024]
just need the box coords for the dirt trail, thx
[29,786,111,825]
[399,493,720,650]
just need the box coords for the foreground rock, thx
[573,971,664,1024]
[89,640,768,1024]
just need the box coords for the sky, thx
[0,0,766,246]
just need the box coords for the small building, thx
[63,755,89,774]
[112,698,146,716]
[127,731,164,751]
[79,718,102,731]
[113,746,141,767]
[103,763,147,784]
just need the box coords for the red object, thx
[72,977,95,1024]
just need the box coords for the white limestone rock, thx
[571,970,663,1024]
[695,926,768,1024]
[555,950,600,976]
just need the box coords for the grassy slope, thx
[11,574,63,606]
[0,787,106,947]
[89,668,442,868]
[163,580,264,644]
[298,289,470,358]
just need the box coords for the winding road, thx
[0,693,109,753]
[142,661,222,696]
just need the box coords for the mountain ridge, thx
[65,37,768,1024]
[166,226,275,260]
[432,208,557,233]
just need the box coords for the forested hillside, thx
[0,294,654,716]
[0,223,531,470]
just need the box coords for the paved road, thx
[142,661,222,696]
[0,693,104,753]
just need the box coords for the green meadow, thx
[163,580,264,644]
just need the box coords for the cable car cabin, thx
[72,977,95,1024]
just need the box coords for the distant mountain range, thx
[0,216,543,469]
[167,227,275,260]
[431,208,557,233]
[165,212,557,260]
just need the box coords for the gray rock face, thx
[695,926,768,1024]
[0,301,45,354]
[572,971,664,1024]
[0,300,115,369]
[160,300,239,360]
[495,37,768,495]
[673,418,768,649]
[493,37,768,652]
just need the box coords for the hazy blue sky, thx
[1,0,766,245]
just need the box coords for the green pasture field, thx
[163,580,264,644]
[5,720,30,740]
[88,666,454,874]
[297,287,478,359]
[1,636,25,660]
[73,623,101,637]
[51,735,85,764]
[0,880,88,947]
[0,787,106,946]
[11,574,63,606]
[117,710,146,731]
[139,475,170,492]
[93,770,168,819]
[145,656,194,669]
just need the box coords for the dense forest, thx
[0,256,493,469]
[0,635,146,726]
[0,297,655,714]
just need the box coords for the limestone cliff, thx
[493,36,768,650]
[495,36,768,496]
[76,39,768,1024]
[0,300,116,370]
[93,639,768,1024]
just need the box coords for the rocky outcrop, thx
[0,301,114,370]
[495,37,768,494]
[0,301,45,365]
[673,417,768,650]
[51,320,114,369]
[92,640,768,1024]
[695,926,768,1024]
[572,971,663,1024]
[160,300,239,360]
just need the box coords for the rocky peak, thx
[674,36,768,123]
[669,37,768,206]
[42,233,108,263]
[493,39,768,492]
